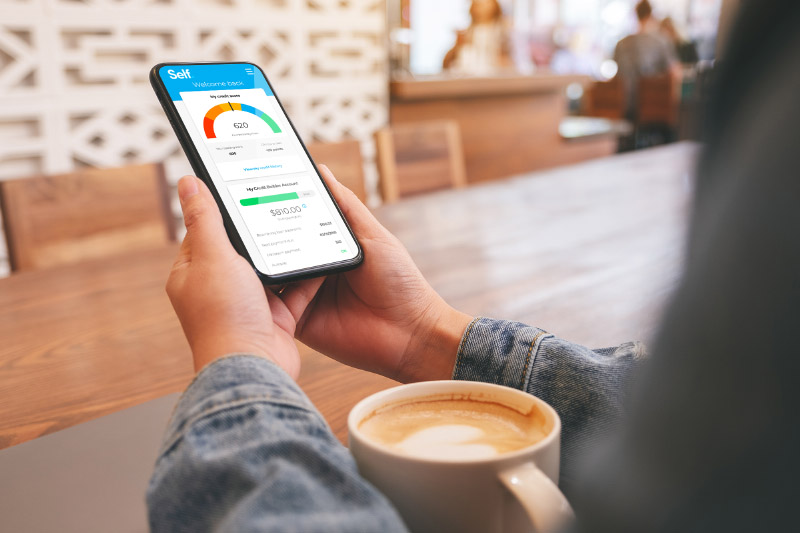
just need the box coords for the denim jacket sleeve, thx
[452,317,644,495]
[148,321,638,531]
[146,355,408,533]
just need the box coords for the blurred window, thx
[390,0,721,77]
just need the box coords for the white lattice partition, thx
[0,0,388,276]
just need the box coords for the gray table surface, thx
[0,393,179,533]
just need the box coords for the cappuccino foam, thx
[358,396,550,461]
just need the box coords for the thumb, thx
[178,176,233,258]
[318,164,385,240]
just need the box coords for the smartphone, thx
[150,62,362,284]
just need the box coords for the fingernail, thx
[178,176,199,201]
[319,164,338,182]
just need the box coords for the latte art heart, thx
[396,424,498,460]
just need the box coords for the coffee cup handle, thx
[498,462,575,532]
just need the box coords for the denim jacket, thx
[147,318,642,532]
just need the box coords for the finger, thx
[278,276,326,323]
[172,233,192,268]
[265,287,297,336]
[178,176,234,259]
[318,164,385,240]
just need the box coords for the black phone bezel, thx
[149,61,363,285]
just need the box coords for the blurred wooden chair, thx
[374,120,467,203]
[306,139,367,203]
[0,163,174,272]
[584,78,626,120]
[632,73,680,148]
[637,74,679,127]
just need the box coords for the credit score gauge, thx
[203,102,281,139]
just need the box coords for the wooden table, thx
[0,143,698,450]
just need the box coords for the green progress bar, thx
[240,192,299,206]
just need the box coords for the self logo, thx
[168,68,191,80]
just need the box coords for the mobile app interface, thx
[159,64,358,275]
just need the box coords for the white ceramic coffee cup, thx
[348,380,574,533]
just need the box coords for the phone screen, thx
[155,63,359,277]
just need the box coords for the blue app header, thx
[158,63,274,101]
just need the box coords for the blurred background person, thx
[442,0,512,74]
[613,0,681,121]
[660,16,700,66]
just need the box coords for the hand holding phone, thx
[167,175,320,376]
[290,165,474,384]
[150,62,362,284]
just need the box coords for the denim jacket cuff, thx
[159,355,323,455]
[452,317,552,390]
